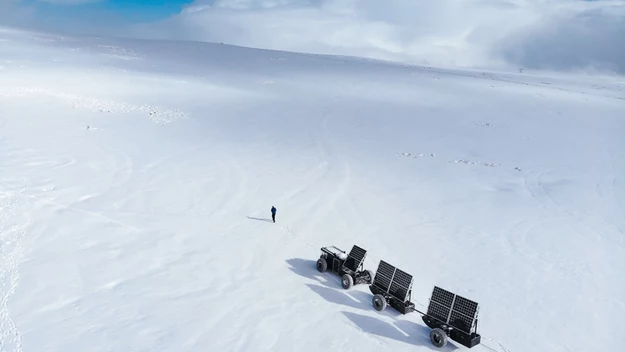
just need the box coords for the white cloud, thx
[137,0,625,74]
[0,1,35,27]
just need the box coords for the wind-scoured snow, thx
[0,26,624,352]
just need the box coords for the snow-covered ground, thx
[1,26,624,352]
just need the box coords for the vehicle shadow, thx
[285,258,340,289]
[286,258,371,311]
[341,311,459,351]
[246,216,273,223]
[349,289,405,319]
[305,284,370,312]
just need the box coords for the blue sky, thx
[89,0,195,21]
[24,0,194,23]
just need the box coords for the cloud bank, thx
[137,0,625,74]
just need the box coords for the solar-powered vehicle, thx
[369,260,482,348]
[316,245,374,290]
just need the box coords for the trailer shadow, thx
[396,320,459,351]
[285,258,341,289]
[347,289,407,319]
[341,311,459,351]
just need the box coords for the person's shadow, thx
[246,216,273,223]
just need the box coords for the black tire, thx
[430,328,447,348]
[341,274,354,290]
[366,269,375,283]
[316,258,327,272]
[372,294,387,311]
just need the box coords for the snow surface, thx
[1,26,624,352]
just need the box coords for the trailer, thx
[316,245,374,289]
[420,286,481,348]
[368,260,481,348]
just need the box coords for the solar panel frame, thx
[389,267,413,302]
[343,245,367,272]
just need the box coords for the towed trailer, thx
[369,260,481,349]
[316,245,374,290]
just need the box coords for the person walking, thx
[271,206,277,223]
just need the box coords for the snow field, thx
[0,27,624,352]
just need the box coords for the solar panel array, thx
[427,286,479,334]
[450,295,479,332]
[372,260,414,302]
[343,245,367,272]
[372,260,394,291]
[427,286,454,322]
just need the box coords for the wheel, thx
[316,258,327,272]
[372,294,387,311]
[366,269,375,283]
[341,274,354,289]
[430,328,447,348]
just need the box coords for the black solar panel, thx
[372,260,414,302]
[449,310,472,333]
[426,286,479,334]
[454,295,479,318]
[343,245,367,272]
[372,260,394,291]
[389,267,413,302]
[427,300,449,322]
[431,286,455,309]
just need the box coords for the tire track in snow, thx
[525,168,622,249]
[606,150,625,246]
[0,145,77,173]
[502,216,551,267]
[26,195,142,233]
[0,189,31,352]
[298,95,354,233]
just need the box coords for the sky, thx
[1,0,624,74]
[0,0,193,30]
